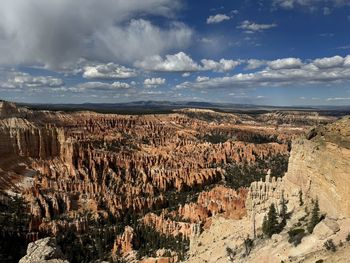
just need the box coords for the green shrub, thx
[346,233,350,242]
[288,228,306,246]
[323,239,336,252]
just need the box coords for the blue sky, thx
[0,0,350,106]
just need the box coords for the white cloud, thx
[312,55,344,68]
[196,76,210,82]
[144,77,166,86]
[201,59,240,72]
[83,63,137,79]
[0,0,190,68]
[182,72,191,77]
[136,52,240,72]
[344,55,350,66]
[206,14,231,24]
[245,59,266,70]
[140,90,164,95]
[68,81,131,92]
[135,52,200,72]
[267,58,303,69]
[0,71,64,90]
[175,54,350,90]
[96,19,193,65]
[111,81,131,89]
[238,20,277,33]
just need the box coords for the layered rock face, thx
[245,116,350,221]
[186,116,350,263]
[0,118,64,158]
[283,116,350,218]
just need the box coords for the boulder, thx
[313,218,340,240]
[19,237,69,263]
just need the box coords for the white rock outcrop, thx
[19,237,69,263]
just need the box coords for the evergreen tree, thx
[307,199,320,233]
[262,203,279,237]
[279,191,288,229]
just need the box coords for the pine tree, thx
[280,191,288,229]
[307,199,320,233]
[262,203,279,237]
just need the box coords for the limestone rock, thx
[19,237,68,263]
[313,218,340,240]
[283,117,350,218]
[112,226,135,256]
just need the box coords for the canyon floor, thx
[0,100,349,263]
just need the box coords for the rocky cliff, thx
[186,116,350,263]
[283,116,350,218]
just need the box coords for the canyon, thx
[0,100,349,263]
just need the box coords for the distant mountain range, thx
[17,100,350,116]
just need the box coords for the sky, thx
[0,0,350,106]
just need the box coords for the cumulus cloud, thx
[111,82,131,89]
[238,20,277,33]
[206,14,231,24]
[144,77,166,86]
[136,52,240,72]
[312,55,345,68]
[83,63,137,79]
[175,54,350,90]
[136,52,200,72]
[201,59,240,72]
[0,71,64,90]
[267,58,303,69]
[0,0,190,68]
